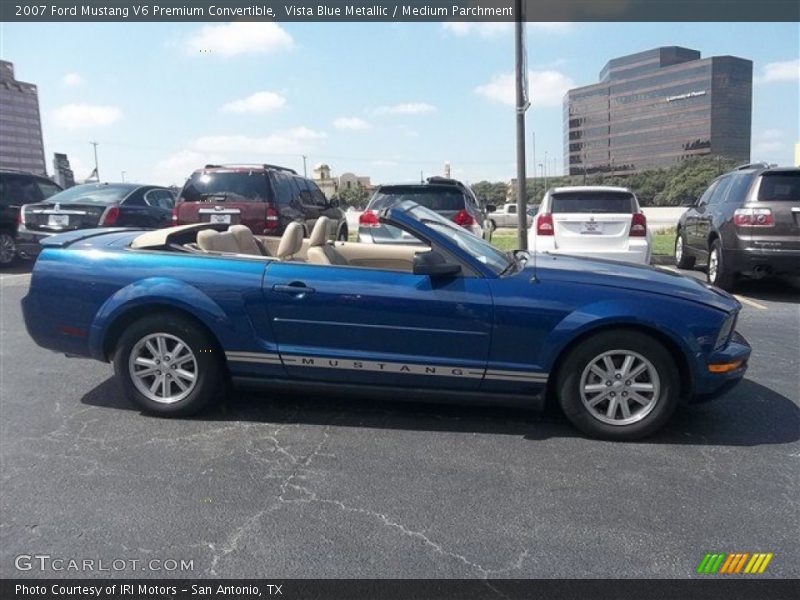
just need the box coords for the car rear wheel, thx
[674,231,695,269]
[113,314,223,416]
[707,239,735,291]
[0,231,16,267]
[557,330,680,440]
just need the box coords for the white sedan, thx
[527,186,652,265]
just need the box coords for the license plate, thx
[48,214,69,227]
[209,214,231,224]
[581,221,603,234]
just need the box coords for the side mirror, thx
[413,250,461,277]
[681,197,697,207]
[329,197,340,208]
[485,204,497,213]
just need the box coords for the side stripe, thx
[224,351,548,383]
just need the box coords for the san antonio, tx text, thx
[40,4,513,18]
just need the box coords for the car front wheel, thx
[0,231,16,267]
[113,314,223,416]
[557,330,680,440]
[674,231,695,269]
[707,239,735,290]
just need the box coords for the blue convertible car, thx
[22,202,750,440]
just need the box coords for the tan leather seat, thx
[196,229,240,254]
[228,224,265,255]
[307,217,348,265]
[276,222,304,260]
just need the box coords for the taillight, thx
[359,210,380,227]
[101,206,119,226]
[453,209,475,228]
[536,213,554,236]
[630,212,647,237]
[171,206,178,224]
[734,208,774,227]
[264,206,279,232]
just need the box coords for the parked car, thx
[487,203,534,229]
[528,186,652,265]
[358,177,492,243]
[0,169,62,266]
[22,202,749,441]
[675,164,800,290]
[173,164,348,241]
[16,182,174,260]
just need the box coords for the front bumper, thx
[15,227,54,259]
[727,247,800,275]
[690,331,751,402]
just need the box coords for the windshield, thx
[406,205,512,275]
[371,187,466,212]
[180,172,269,203]
[46,184,135,205]
[551,191,635,214]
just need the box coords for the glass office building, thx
[0,60,46,175]
[564,47,752,176]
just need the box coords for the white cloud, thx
[755,58,800,84]
[752,128,785,156]
[474,70,575,108]
[221,91,286,114]
[373,102,437,115]
[153,127,326,185]
[442,22,572,38]
[51,104,122,129]
[62,73,84,86]
[185,22,293,57]
[333,117,371,131]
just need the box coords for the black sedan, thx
[16,182,175,259]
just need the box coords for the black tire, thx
[556,330,680,441]
[487,219,497,232]
[337,225,348,241]
[674,231,695,269]
[0,230,16,267]
[113,313,224,417]
[706,239,735,291]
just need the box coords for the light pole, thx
[513,0,529,250]
[90,141,100,181]
[121,171,126,182]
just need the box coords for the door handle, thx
[272,282,315,296]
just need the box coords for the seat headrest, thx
[276,222,304,258]
[309,217,330,247]
[228,224,262,255]
[196,229,240,254]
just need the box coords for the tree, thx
[335,185,370,209]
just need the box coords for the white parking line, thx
[733,295,768,310]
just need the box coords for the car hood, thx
[531,253,740,312]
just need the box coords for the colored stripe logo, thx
[697,552,773,574]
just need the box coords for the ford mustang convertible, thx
[22,202,750,440]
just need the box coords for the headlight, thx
[715,312,737,350]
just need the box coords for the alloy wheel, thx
[675,236,683,263]
[128,333,198,404]
[709,248,719,282]
[0,233,15,265]
[579,350,661,426]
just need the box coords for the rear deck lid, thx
[747,170,800,251]
[22,183,135,232]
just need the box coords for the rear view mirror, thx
[485,204,497,213]
[413,250,461,277]
[329,197,340,208]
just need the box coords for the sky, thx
[1,21,798,186]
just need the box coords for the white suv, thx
[528,186,651,265]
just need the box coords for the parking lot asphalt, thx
[1,265,798,579]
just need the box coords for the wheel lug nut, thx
[610,392,616,397]
[615,374,622,379]
[622,392,628,397]
[625,380,631,386]
[606,381,612,386]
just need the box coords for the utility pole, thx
[514,0,529,250]
[301,155,307,177]
[121,171,126,182]
[90,141,99,181]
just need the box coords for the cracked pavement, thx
[1,273,798,578]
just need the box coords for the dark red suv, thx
[174,164,347,240]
